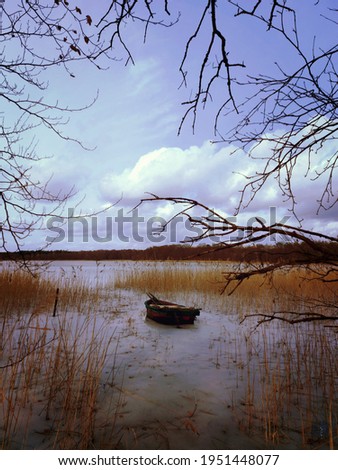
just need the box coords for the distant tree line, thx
[1,242,336,264]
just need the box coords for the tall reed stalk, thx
[0,268,121,449]
[240,321,337,448]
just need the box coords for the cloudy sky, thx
[3,1,337,250]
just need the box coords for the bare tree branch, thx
[137,194,338,322]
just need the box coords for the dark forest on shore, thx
[1,242,336,264]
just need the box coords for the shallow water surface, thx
[1,260,336,450]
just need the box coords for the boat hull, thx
[145,298,200,326]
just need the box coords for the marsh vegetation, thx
[0,261,337,449]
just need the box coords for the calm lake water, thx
[1,260,337,449]
[44,261,257,449]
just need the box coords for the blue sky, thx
[2,1,337,250]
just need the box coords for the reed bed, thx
[114,261,337,448]
[113,261,337,315]
[0,269,55,315]
[0,268,121,449]
[113,261,336,295]
[114,261,224,293]
[1,261,337,449]
[237,321,337,448]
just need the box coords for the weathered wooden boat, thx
[145,293,200,326]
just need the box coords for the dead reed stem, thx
[0,268,121,450]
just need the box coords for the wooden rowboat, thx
[145,293,200,326]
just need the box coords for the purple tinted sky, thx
[3,1,337,250]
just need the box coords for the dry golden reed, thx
[239,322,337,448]
[1,262,336,449]
[113,261,337,313]
[0,268,121,450]
[113,261,335,293]
[113,261,337,448]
